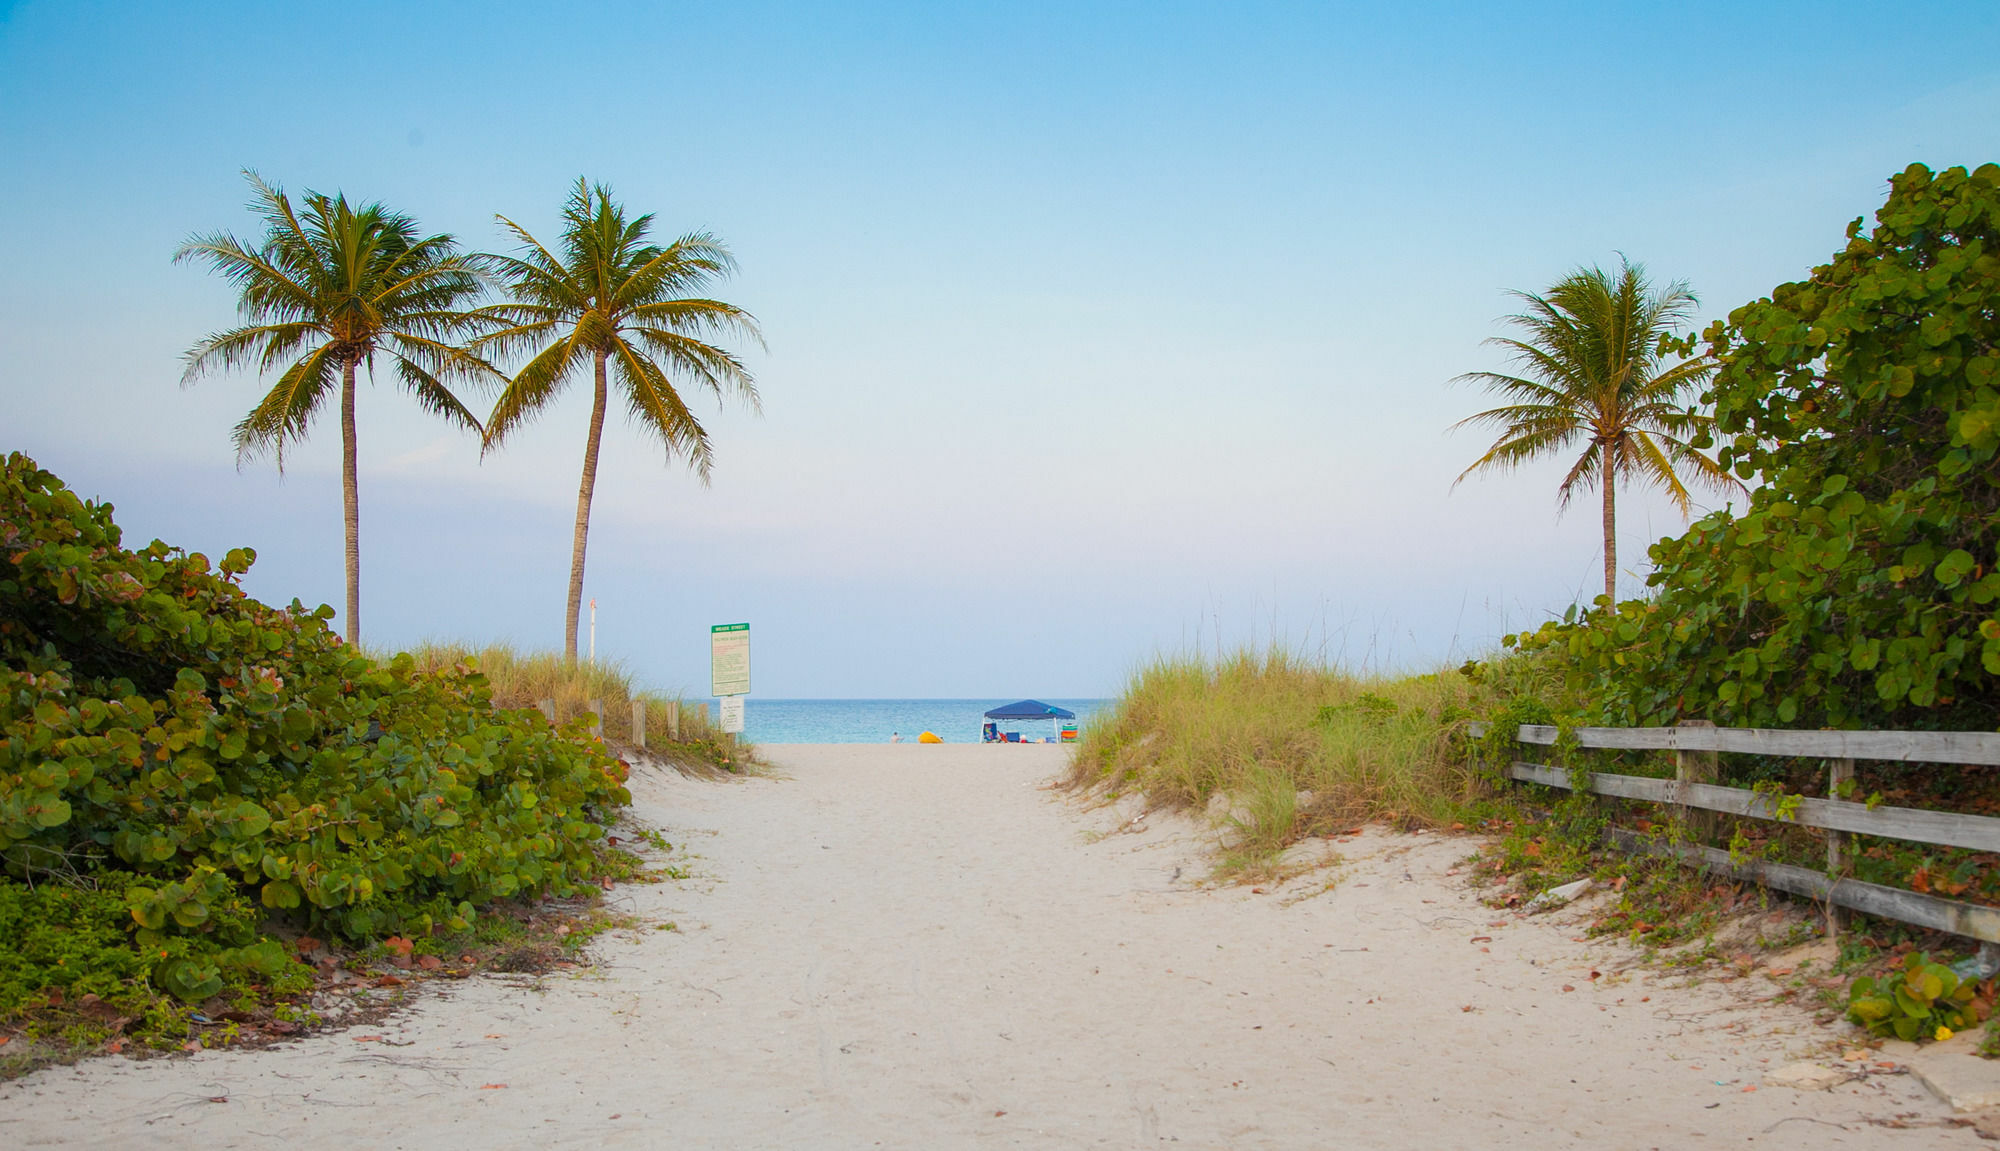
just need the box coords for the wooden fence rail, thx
[1469,721,2000,948]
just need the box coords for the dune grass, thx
[1066,648,1516,864]
[392,641,735,762]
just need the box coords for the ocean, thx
[719,698,1113,744]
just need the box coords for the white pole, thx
[589,598,597,663]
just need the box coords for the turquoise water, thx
[720,698,1112,744]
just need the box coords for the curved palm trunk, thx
[340,359,361,646]
[1600,444,1618,604]
[565,351,610,664]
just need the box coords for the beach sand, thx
[0,743,1975,1148]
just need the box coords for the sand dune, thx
[0,743,1969,1148]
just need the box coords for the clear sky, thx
[5,2,1999,698]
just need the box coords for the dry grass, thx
[392,641,727,751]
[1066,649,1497,864]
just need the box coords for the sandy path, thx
[0,743,1977,1148]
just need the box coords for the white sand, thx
[0,743,1977,1148]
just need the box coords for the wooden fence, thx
[1469,721,2000,949]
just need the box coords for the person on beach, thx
[890,732,903,743]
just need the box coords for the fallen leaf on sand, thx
[485,1034,506,1039]
[994,1110,1007,1117]
[1843,1050,1869,1061]
[480,1084,508,1090]
[418,955,443,971]
[1561,985,1576,992]
[207,1096,228,1104]
[0,1036,9,1047]
[1470,936,1492,944]
[609,1114,621,1120]
[353,1035,382,1043]
[1250,888,1266,894]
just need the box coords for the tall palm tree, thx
[474,178,762,663]
[175,172,493,647]
[1452,259,1740,603]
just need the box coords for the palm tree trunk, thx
[1600,445,1617,604]
[565,350,610,664]
[340,358,361,646]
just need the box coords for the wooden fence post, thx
[667,700,680,741]
[1675,720,1718,844]
[1828,757,1855,939]
[537,698,555,723]
[632,700,646,749]
[588,699,603,738]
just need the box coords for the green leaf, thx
[1936,549,1977,588]
[234,800,271,837]
[126,887,166,931]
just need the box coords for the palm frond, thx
[626,325,761,412]
[484,332,586,449]
[232,345,339,470]
[611,341,715,480]
[389,354,485,435]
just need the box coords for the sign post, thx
[710,624,750,753]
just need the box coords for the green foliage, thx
[0,451,630,1015]
[1513,164,2000,730]
[1847,952,1992,1041]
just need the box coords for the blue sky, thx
[5,2,1999,697]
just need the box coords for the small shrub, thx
[1847,952,1994,1041]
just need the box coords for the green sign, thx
[710,623,750,697]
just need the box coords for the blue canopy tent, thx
[983,700,1077,744]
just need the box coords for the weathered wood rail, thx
[1469,721,2000,946]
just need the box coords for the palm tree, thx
[474,179,762,663]
[1452,259,1741,603]
[176,172,494,646]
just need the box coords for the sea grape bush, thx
[1511,164,2000,731]
[1847,952,1993,1042]
[0,451,629,998]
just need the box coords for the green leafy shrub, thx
[0,450,630,1011]
[1512,163,2000,731]
[1847,952,1993,1041]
